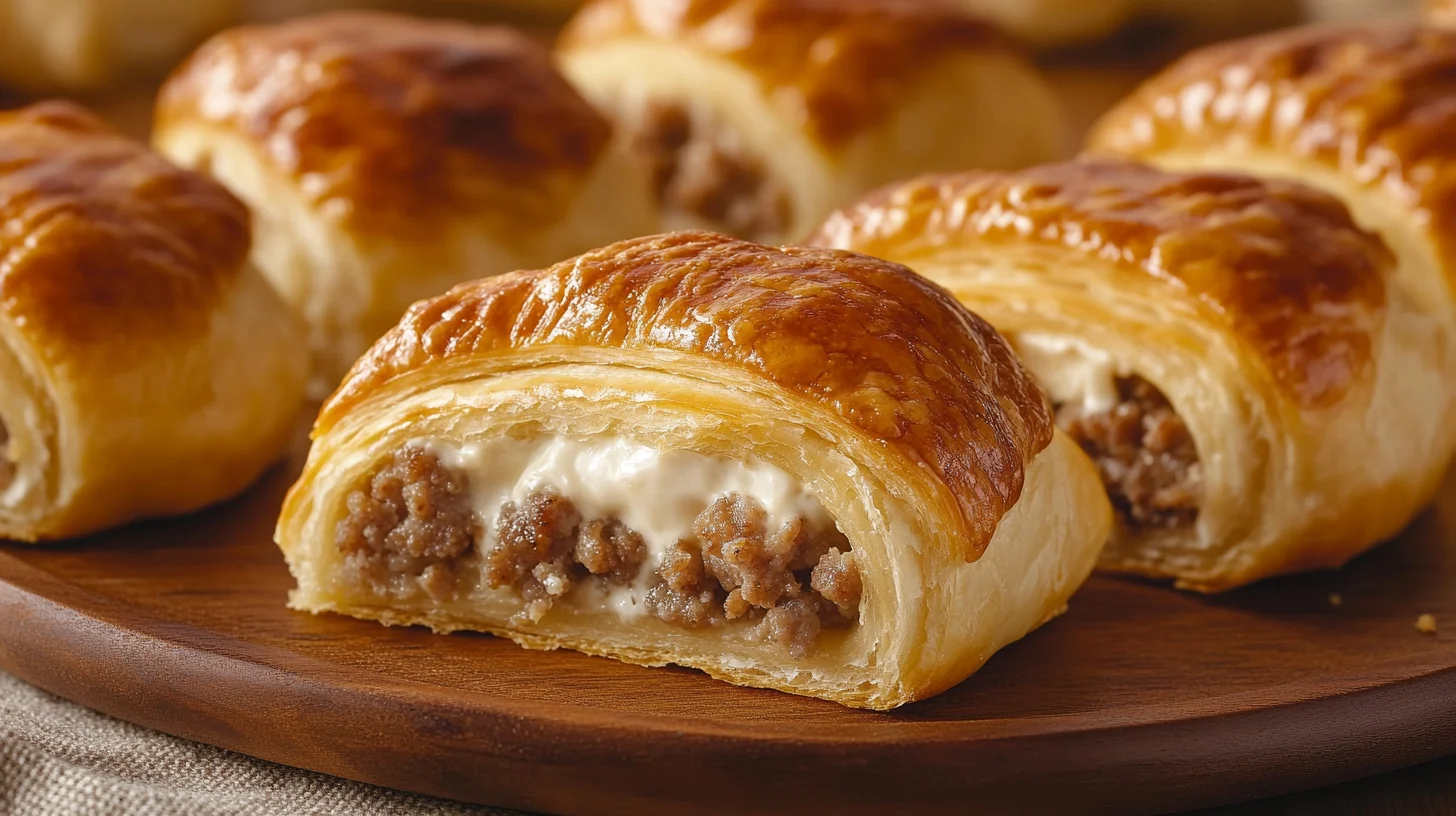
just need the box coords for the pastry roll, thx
[154,12,657,393]
[808,159,1453,591]
[951,0,1298,50]
[0,102,306,542]
[555,0,1065,244]
[277,231,1110,709]
[0,0,239,93]
[1086,22,1456,332]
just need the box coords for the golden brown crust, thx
[1086,21,1456,294]
[558,0,1009,145]
[322,230,1053,560]
[156,11,611,235]
[806,159,1390,409]
[0,101,251,348]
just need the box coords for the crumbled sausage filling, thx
[338,450,861,658]
[335,447,480,601]
[630,101,792,242]
[1056,375,1202,531]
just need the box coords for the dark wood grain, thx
[0,433,1454,816]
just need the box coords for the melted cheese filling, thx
[422,435,833,620]
[1011,332,1124,412]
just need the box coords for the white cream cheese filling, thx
[1011,332,1124,413]
[420,435,834,620]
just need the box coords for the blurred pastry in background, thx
[1087,21,1456,334]
[0,102,306,541]
[808,159,1454,591]
[1300,0,1420,22]
[951,0,1300,50]
[556,0,1065,244]
[1429,0,1456,24]
[0,0,241,92]
[154,12,657,395]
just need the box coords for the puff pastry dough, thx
[1087,22,1456,335]
[0,0,239,92]
[277,231,1110,709]
[154,12,657,393]
[0,102,306,542]
[808,159,1453,591]
[555,0,1065,243]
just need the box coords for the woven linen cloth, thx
[0,671,523,816]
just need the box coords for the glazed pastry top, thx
[1086,21,1456,279]
[559,0,1009,145]
[0,101,251,348]
[157,12,612,234]
[323,230,1053,560]
[808,159,1391,409]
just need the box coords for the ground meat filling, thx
[485,491,647,625]
[335,448,480,601]
[1057,375,1202,530]
[631,101,791,241]
[645,493,861,659]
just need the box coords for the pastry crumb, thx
[1328,593,1342,607]
[1416,613,1438,635]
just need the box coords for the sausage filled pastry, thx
[1087,22,1456,334]
[808,159,1452,591]
[154,12,657,393]
[555,0,1065,244]
[0,102,306,542]
[277,231,1111,709]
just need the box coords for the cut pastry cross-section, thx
[278,230,1111,709]
[0,101,306,542]
[556,0,1066,243]
[808,159,1454,591]
[154,11,658,394]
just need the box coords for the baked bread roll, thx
[1086,22,1456,332]
[277,231,1110,709]
[0,102,306,542]
[555,0,1065,244]
[808,159,1452,591]
[154,12,657,394]
[0,0,239,93]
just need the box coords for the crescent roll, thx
[555,0,1065,244]
[808,159,1453,591]
[0,0,239,93]
[277,231,1110,709]
[153,12,657,393]
[1086,22,1456,335]
[0,102,306,542]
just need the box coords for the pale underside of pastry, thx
[0,0,240,92]
[808,159,1453,592]
[278,231,1111,709]
[154,11,657,395]
[1086,21,1456,337]
[0,102,307,542]
[556,0,1066,245]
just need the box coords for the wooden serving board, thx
[0,432,1454,816]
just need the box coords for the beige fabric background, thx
[0,672,524,816]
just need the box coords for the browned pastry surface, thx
[559,0,1008,145]
[156,11,611,234]
[321,230,1052,561]
[1085,22,1456,294]
[0,101,251,347]
[807,159,1389,409]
